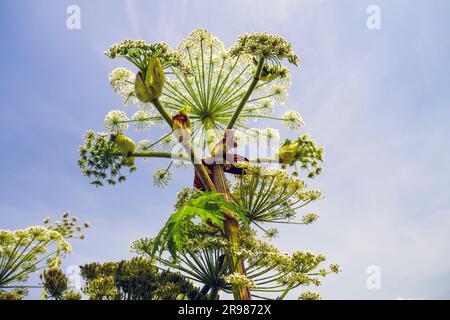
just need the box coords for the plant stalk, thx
[226,57,265,130]
[211,164,252,300]
[151,98,174,127]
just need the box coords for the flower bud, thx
[111,133,136,167]
[146,57,165,96]
[259,65,279,82]
[135,72,153,102]
[278,140,299,165]
[134,57,165,103]
[172,111,191,143]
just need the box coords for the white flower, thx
[258,99,275,115]
[152,169,172,188]
[299,291,321,300]
[228,32,299,66]
[109,67,134,93]
[122,91,138,105]
[250,128,266,138]
[302,213,319,225]
[178,28,224,54]
[104,110,129,133]
[109,68,137,105]
[132,110,152,131]
[282,111,304,131]
[136,139,154,152]
[224,273,255,288]
[277,67,292,86]
[264,228,279,239]
[264,128,280,141]
[271,84,288,103]
[160,134,176,150]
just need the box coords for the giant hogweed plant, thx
[78,29,339,300]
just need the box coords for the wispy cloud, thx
[1,0,450,299]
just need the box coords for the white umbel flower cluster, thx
[302,213,319,225]
[264,128,280,141]
[299,291,321,300]
[152,169,172,188]
[271,84,289,103]
[224,273,255,288]
[282,111,304,131]
[109,68,134,93]
[1,227,71,252]
[136,139,155,152]
[132,110,153,131]
[229,32,300,66]
[109,68,137,105]
[104,110,129,133]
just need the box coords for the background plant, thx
[80,257,203,300]
[0,212,89,300]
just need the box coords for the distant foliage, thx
[0,212,89,300]
[80,257,203,300]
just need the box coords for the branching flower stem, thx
[110,151,189,161]
[151,98,174,127]
[226,57,265,130]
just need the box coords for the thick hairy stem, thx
[226,57,265,130]
[195,163,215,191]
[186,140,215,191]
[169,114,249,299]
[170,113,216,191]
[211,164,231,199]
[211,164,252,300]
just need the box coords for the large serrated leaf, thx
[152,192,238,260]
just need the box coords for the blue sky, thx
[1,0,450,299]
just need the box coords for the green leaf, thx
[151,191,246,260]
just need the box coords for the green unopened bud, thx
[278,140,299,165]
[134,57,165,103]
[146,57,164,96]
[111,133,135,167]
[135,72,153,102]
[260,65,277,82]
[260,64,287,82]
